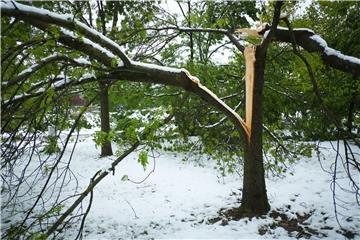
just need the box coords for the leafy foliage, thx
[138,150,149,170]
[42,136,61,154]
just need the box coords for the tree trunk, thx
[347,94,355,134]
[99,81,113,157]
[240,46,270,216]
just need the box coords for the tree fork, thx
[237,1,282,216]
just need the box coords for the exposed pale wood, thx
[244,46,256,138]
[235,28,260,37]
[235,24,270,37]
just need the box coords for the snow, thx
[17,67,33,76]
[310,34,328,48]
[0,1,73,21]
[74,57,91,65]
[276,26,315,34]
[64,140,360,238]
[1,1,126,65]
[80,72,95,81]
[310,35,360,65]
[101,160,114,173]
[60,27,77,38]
[53,79,66,88]
[83,38,116,59]
[36,87,45,93]
[59,27,121,63]
[2,125,359,239]
[131,60,188,74]
[325,47,360,65]
[74,17,128,60]
[42,53,58,61]
[16,54,59,77]
[2,93,30,105]
[59,25,119,61]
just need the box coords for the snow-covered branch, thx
[3,55,92,89]
[106,62,249,136]
[2,75,97,108]
[272,27,360,76]
[0,0,130,65]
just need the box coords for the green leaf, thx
[138,150,148,170]
[30,232,48,240]
[121,175,129,181]
[111,58,118,67]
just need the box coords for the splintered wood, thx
[234,24,269,37]
[235,28,260,37]
[244,46,256,136]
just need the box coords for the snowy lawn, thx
[2,131,359,239]
[56,134,360,239]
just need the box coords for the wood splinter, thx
[244,46,256,139]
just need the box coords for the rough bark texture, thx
[240,46,270,216]
[99,82,113,157]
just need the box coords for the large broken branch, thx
[142,18,360,76]
[271,27,360,76]
[106,63,249,136]
[283,19,360,148]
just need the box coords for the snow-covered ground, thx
[60,134,359,239]
[2,130,360,239]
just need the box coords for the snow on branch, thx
[272,27,360,76]
[2,75,97,108]
[3,54,93,89]
[106,64,249,137]
[0,0,130,65]
[310,35,360,65]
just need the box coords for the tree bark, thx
[99,81,113,157]
[347,95,355,134]
[240,46,270,216]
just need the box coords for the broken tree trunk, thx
[240,46,270,215]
